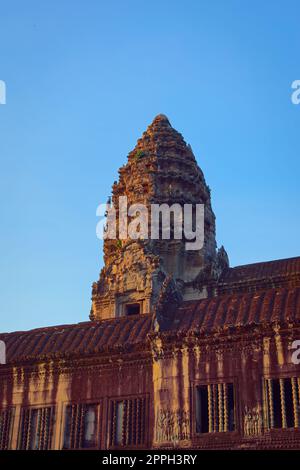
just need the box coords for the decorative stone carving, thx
[243,406,262,437]
[192,245,229,293]
[153,276,183,331]
[155,409,190,443]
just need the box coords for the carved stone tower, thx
[90,115,228,322]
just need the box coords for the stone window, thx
[125,303,141,316]
[109,397,148,447]
[0,408,14,450]
[63,403,99,449]
[195,382,235,433]
[18,406,54,450]
[265,377,300,429]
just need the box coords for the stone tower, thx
[90,115,228,323]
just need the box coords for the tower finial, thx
[152,114,171,125]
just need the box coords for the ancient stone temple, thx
[91,114,225,323]
[0,115,300,450]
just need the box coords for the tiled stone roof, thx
[0,315,152,364]
[219,256,300,293]
[173,286,300,333]
[1,256,299,365]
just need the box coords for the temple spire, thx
[90,115,228,322]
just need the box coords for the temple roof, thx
[173,286,300,333]
[0,315,152,365]
[1,256,299,365]
[221,256,300,284]
[219,256,300,293]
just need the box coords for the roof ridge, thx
[230,255,300,270]
[0,314,152,337]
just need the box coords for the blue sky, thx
[0,0,299,332]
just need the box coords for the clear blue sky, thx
[0,0,299,332]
